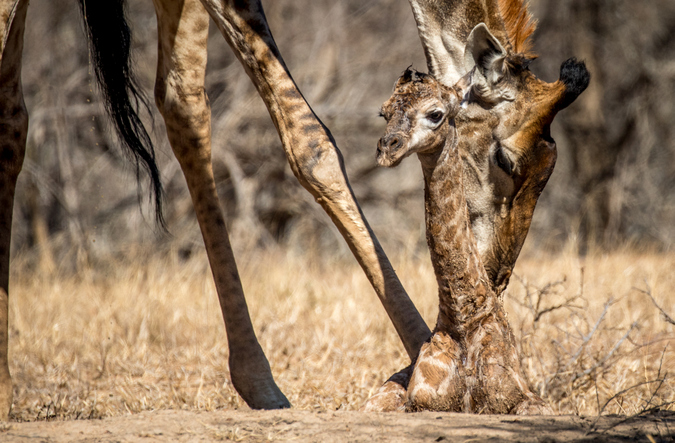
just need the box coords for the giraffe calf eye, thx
[426,110,444,124]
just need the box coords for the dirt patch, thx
[2,409,674,442]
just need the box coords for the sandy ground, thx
[2,409,674,442]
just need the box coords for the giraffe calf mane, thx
[497,0,537,58]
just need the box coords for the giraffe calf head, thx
[377,68,467,168]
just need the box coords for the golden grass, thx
[7,246,675,421]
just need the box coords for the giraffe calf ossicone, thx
[364,68,551,414]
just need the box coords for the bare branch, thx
[571,322,637,383]
[562,298,614,373]
[642,344,669,412]
[635,283,675,326]
[593,378,666,423]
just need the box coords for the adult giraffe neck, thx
[418,133,496,339]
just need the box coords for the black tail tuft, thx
[558,57,591,110]
[78,0,165,228]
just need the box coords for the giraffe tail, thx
[77,0,165,228]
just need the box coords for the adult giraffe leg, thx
[199,0,432,360]
[0,0,27,421]
[152,0,289,409]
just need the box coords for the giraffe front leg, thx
[0,0,28,421]
[198,0,431,361]
[153,0,289,410]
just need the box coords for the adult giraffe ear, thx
[463,23,514,103]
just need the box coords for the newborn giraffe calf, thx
[365,68,550,414]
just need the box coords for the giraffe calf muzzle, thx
[377,134,405,167]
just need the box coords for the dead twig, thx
[589,345,672,433]
[562,298,614,374]
[589,378,668,431]
[570,321,637,383]
[635,282,675,326]
[511,274,580,325]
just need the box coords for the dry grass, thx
[6,246,675,421]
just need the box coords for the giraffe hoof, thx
[231,370,291,410]
[240,384,291,410]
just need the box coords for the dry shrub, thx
[509,249,675,416]
[6,244,674,421]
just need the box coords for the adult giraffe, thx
[0,0,588,418]
[1,0,429,418]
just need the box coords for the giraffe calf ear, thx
[442,70,472,115]
[453,69,473,101]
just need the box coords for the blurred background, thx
[10,0,675,272]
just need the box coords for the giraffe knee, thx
[362,365,412,412]
[293,139,351,202]
[155,79,210,129]
[154,76,211,160]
